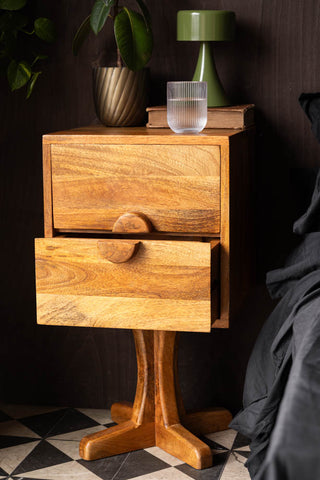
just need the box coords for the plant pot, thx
[93,66,149,127]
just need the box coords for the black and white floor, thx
[0,405,250,479]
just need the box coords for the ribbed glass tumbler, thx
[167,81,207,133]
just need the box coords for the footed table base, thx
[79,330,232,470]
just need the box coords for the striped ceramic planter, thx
[93,66,149,127]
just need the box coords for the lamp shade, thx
[177,10,235,42]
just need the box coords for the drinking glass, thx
[167,81,207,134]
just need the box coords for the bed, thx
[230,93,320,480]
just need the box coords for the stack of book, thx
[146,104,255,129]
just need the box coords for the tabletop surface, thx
[43,125,247,145]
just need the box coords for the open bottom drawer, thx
[35,237,219,332]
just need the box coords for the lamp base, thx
[193,42,230,107]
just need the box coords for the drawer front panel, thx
[51,144,220,233]
[35,238,219,332]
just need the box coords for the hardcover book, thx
[146,104,255,129]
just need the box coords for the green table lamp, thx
[177,10,235,107]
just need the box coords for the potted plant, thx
[0,0,55,98]
[73,0,153,127]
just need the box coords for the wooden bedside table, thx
[35,126,253,469]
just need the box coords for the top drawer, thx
[50,144,220,234]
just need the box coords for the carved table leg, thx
[80,329,232,469]
[154,331,212,469]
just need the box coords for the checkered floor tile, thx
[0,405,250,479]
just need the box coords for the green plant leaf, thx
[90,0,114,35]
[72,15,91,55]
[31,53,48,66]
[7,59,31,90]
[135,0,151,31]
[34,17,56,43]
[0,0,26,11]
[26,70,41,98]
[114,7,152,71]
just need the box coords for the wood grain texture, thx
[43,126,241,145]
[80,329,229,468]
[154,331,179,427]
[131,330,155,425]
[42,127,254,326]
[156,423,212,469]
[36,295,212,332]
[80,420,155,460]
[97,239,140,263]
[50,143,220,233]
[35,238,218,332]
[154,331,212,469]
[42,143,53,237]
[220,141,231,324]
[112,212,153,233]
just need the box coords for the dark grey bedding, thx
[230,94,320,479]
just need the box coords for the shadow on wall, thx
[179,285,277,415]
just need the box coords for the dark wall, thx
[1,0,320,413]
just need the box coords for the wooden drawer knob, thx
[112,212,153,234]
[97,240,140,263]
